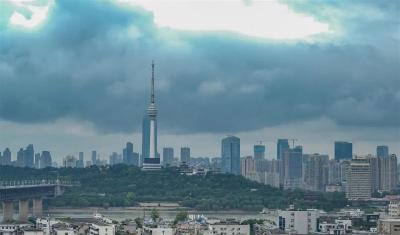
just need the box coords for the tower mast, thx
[151,61,155,104]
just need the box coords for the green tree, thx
[151,208,160,222]
[134,217,143,228]
[174,210,188,224]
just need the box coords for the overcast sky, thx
[0,0,399,162]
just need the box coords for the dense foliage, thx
[0,165,347,211]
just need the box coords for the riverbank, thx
[45,207,275,221]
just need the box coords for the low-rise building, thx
[318,219,352,235]
[19,228,44,235]
[88,222,115,235]
[207,221,250,235]
[378,218,400,235]
[278,208,319,234]
[142,227,174,235]
[389,201,400,218]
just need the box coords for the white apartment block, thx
[389,201,400,218]
[278,209,319,234]
[208,222,250,235]
[89,223,115,235]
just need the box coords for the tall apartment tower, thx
[221,136,241,175]
[162,147,174,167]
[180,147,191,164]
[40,151,52,168]
[24,144,34,168]
[2,148,11,165]
[379,154,398,192]
[77,152,84,168]
[303,154,329,191]
[240,156,257,181]
[91,150,97,166]
[346,157,372,200]
[17,148,24,167]
[282,146,303,190]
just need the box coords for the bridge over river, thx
[0,180,77,222]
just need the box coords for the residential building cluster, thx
[238,140,398,200]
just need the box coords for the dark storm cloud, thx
[0,0,399,134]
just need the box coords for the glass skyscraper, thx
[254,144,265,160]
[163,147,174,167]
[277,139,289,160]
[24,144,34,168]
[334,141,353,161]
[221,136,241,175]
[376,145,389,158]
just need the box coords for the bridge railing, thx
[0,179,79,187]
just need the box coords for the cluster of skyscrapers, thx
[238,139,398,200]
[0,145,52,169]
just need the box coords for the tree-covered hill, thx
[0,165,347,211]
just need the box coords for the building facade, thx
[221,136,240,175]
[334,141,352,161]
[346,158,372,200]
[180,147,191,164]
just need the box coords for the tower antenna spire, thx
[151,60,155,104]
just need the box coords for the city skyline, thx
[0,0,399,161]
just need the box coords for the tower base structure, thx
[142,158,161,170]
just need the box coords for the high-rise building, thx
[379,154,398,192]
[262,159,280,188]
[180,147,191,164]
[123,142,138,166]
[240,156,258,181]
[377,145,389,158]
[365,155,379,192]
[334,141,352,161]
[124,142,133,164]
[346,157,372,200]
[163,147,174,167]
[221,136,240,175]
[283,146,303,190]
[254,144,265,160]
[277,139,289,160]
[63,155,77,168]
[2,148,11,165]
[328,159,341,185]
[254,144,266,172]
[24,144,34,168]
[17,148,24,167]
[142,62,161,170]
[40,151,52,168]
[302,154,329,191]
[91,150,97,166]
[109,152,120,165]
[77,152,84,168]
[34,153,41,169]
